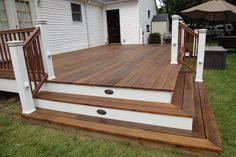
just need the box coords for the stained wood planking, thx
[171,72,185,109]
[182,72,195,115]
[21,108,223,152]
[50,44,181,91]
[35,91,193,117]
[192,82,206,138]
[0,70,15,79]
[198,83,223,148]
[37,108,200,138]
[21,74,223,152]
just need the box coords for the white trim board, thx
[0,78,18,93]
[35,99,193,130]
[42,83,173,103]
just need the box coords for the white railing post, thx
[7,41,36,114]
[35,20,55,80]
[171,15,181,64]
[195,29,207,82]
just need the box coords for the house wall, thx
[104,1,140,44]
[85,3,105,47]
[37,0,104,55]
[138,0,157,43]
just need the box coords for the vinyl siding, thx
[104,1,140,44]
[139,0,157,28]
[37,0,104,55]
[86,4,105,47]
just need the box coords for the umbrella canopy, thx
[182,0,236,21]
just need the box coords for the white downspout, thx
[84,3,90,47]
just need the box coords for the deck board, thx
[51,44,181,91]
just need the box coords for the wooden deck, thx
[21,72,223,154]
[51,44,181,91]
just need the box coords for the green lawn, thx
[0,53,236,157]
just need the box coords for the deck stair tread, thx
[35,91,193,118]
[22,72,223,153]
[21,107,223,152]
[172,72,195,116]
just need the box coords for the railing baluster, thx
[178,21,199,72]
[28,44,38,89]
[0,27,35,72]
[32,39,42,81]
[36,36,45,74]
[0,44,4,69]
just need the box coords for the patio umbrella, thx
[181,0,236,21]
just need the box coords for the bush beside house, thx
[148,33,161,44]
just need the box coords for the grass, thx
[0,53,236,157]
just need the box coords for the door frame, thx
[106,9,121,44]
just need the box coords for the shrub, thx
[148,33,161,44]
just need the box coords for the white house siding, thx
[139,0,157,43]
[104,1,140,44]
[86,3,105,47]
[37,0,89,55]
[139,0,156,28]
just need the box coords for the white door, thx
[0,0,34,31]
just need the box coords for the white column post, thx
[7,41,36,114]
[195,29,207,82]
[171,15,181,64]
[139,28,143,44]
[35,20,55,80]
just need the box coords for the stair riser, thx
[35,99,193,130]
[0,78,18,93]
[41,83,173,103]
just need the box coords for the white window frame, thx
[71,2,82,23]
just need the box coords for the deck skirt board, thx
[50,44,181,91]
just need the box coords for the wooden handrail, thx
[0,27,35,34]
[23,27,40,49]
[22,27,48,97]
[179,22,198,38]
[178,21,199,73]
[0,27,35,72]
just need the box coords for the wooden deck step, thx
[21,108,223,153]
[172,72,195,116]
[35,91,193,118]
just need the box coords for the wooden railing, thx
[0,28,35,71]
[178,22,199,72]
[22,27,48,97]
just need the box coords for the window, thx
[148,10,150,18]
[71,3,82,22]
[15,0,33,28]
[146,25,150,33]
[0,0,9,30]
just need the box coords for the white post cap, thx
[199,29,207,33]
[171,15,182,20]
